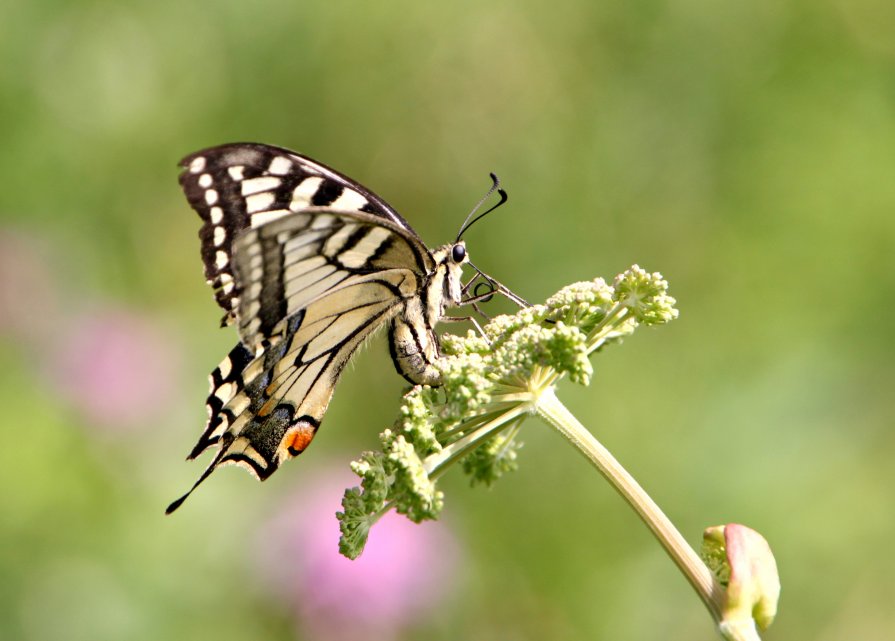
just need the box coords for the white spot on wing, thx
[214,226,226,246]
[227,393,250,417]
[215,381,235,402]
[330,188,368,212]
[215,250,229,269]
[290,177,324,211]
[205,189,218,205]
[228,166,245,180]
[189,157,206,173]
[269,156,293,175]
[241,176,281,196]
[246,192,275,214]
[210,206,224,224]
[218,357,232,379]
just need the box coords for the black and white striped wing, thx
[179,142,422,328]
[169,145,439,513]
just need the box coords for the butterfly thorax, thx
[389,241,467,386]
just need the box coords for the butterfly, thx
[166,143,523,513]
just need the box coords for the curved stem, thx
[534,386,724,624]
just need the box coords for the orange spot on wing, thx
[284,424,316,456]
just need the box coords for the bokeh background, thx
[1,1,893,639]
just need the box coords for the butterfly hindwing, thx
[166,266,419,513]
[178,143,421,326]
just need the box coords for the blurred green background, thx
[1,0,893,639]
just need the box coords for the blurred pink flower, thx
[254,467,461,641]
[48,308,181,432]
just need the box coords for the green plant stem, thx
[423,405,530,477]
[534,386,724,624]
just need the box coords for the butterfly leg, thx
[441,314,490,343]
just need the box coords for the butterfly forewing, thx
[179,143,420,327]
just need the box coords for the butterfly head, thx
[432,241,468,307]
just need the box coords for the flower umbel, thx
[338,265,678,558]
[337,264,781,640]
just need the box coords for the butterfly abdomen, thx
[389,297,442,386]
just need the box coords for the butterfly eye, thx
[451,244,466,263]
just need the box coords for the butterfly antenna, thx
[456,173,508,242]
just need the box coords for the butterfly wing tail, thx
[167,341,259,514]
[166,445,231,514]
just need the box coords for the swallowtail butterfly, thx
[167,143,520,513]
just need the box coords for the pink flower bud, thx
[703,523,780,640]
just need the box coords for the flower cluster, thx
[338,266,678,559]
